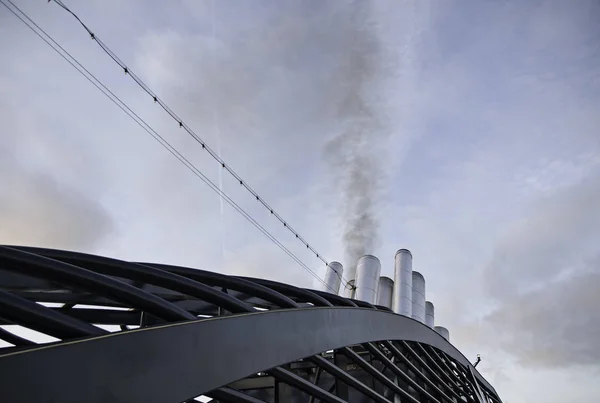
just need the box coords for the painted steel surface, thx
[0,245,499,403]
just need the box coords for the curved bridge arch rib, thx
[0,245,502,403]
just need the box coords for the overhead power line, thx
[49,0,350,288]
[1,0,340,294]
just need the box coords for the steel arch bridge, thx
[0,245,502,403]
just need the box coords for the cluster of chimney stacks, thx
[323,249,449,342]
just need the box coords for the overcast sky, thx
[1,0,599,402]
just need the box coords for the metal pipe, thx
[355,255,381,304]
[392,249,412,316]
[376,277,394,309]
[323,262,344,295]
[425,301,435,328]
[434,326,450,341]
[411,272,426,323]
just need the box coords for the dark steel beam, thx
[308,289,358,307]
[0,327,36,346]
[308,354,391,403]
[8,290,132,308]
[467,365,487,403]
[340,347,419,403]
[0,289,106,340]
[373,305,394,312]
[13,247,257,314]
[382,340,457,402]
[348,299,376,309]
[410,342,462,391]
[238,277,333,307]
[39,308,143,326]
[364,342,444,403]
[207,387,268,403]
[0,246,195,322]
[428,346,475,396]
[307,365,323,403]
[146,264,300,309]
[396,340,462,401]
[228,375,274,390]
[269,367,346,403]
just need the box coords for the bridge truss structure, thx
[0,245,502,403]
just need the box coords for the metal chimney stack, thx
[354,255,381,305]
[435,326,450,341]
[411,271,426,323]
[425,301,435,328]
[376,276,394,309]
[323,261,344,294]
[392,249,412,316]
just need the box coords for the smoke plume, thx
[323,2,387,273]
[135,1,394,277]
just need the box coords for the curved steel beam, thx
[239,277,333,307]
[0,307,497,403]
[349,299,376,309]
[13,246,256,314]
[308,289,358,307]
[0,289,106,339]
[149,263,300,309]
[0,246,195,322]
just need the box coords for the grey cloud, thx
[133,1,409,275]
[482,171,600,367]
[485,270,600,368]
[484,172,600,300]
[0,166,113,251]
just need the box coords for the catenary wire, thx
[0,0,339,294]
[50,0,351,288]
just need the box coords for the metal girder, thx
[269,366,347,403]
[0,246,195,322]
[207,387,269,403]
[340,346,420,403]
[382,341,456,402]
[144,263,299,309]
[308,354,390,403]
[0,245,503,403]
[310,289,359,307]
[238,276,334,307]
[364,342,443,403]
[396,340,464,401]
[0,327,35,346]
[15,246,257,314]
[0,288,107,339]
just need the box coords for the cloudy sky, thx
[1,0,599,401]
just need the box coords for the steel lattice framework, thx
[0,245,502,403]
